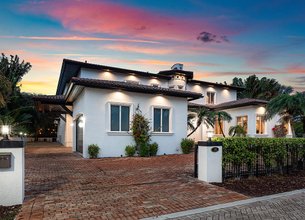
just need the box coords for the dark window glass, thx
[111,105,120,131]
[153,108,161,132]
[121,106,130,131]
[162,109,169,132]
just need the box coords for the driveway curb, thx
[143,189,305,219]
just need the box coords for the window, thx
[110,105,130,131]
[256,115,265,134]
[214,118,224,135]
[206,92,215,104]
[236,116,248,133]
[153,108,170,132]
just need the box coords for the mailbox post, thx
[197,141,222,183]
[0,140,25,206]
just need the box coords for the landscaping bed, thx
[0,205,21,220]
[214,170,305,197]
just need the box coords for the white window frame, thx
[152,106,172,134]
[108,102,133,133]
[256,114,266,135]
[206,91,216,105]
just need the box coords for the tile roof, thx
[70,77,203,100]
[188,98,268,110]
[33,95,66,104]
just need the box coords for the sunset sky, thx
[1,0,305,94]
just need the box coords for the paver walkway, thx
[17,142,247,220]
[154,190,305,220]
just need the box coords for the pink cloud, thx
[20,0,232,41]
[103,44,174,55]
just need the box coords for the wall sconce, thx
[207,130,214,142]
[1,125,10,140]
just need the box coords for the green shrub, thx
[125,145,136,157]
[88,144,100,159]
[139,143,149,157]
[213,137,305,176]
[149,142,159,156]
[180,138,195,154]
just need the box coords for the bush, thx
[125,145,136,157]
[149,142,159,156]
[181,138,195,154]
[272,124,288,137]
[88,144,100,159]
[139,143,149,157]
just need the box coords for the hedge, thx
[213,137,305,177]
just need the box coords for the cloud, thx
[197,32,229,43]
[103,44,174,55]
[0,35,159,44]
[19,0,232,41]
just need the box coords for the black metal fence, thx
[223,143,305,180]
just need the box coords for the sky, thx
[1,0,305,94]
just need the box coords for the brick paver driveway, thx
[17,143,247,220]
[168,190,305,220]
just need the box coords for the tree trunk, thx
[187,124,200,137]
[219,119,226,138]
[302,117,305,137]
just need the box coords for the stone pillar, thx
[197,141,222,183]
[0,140,25,206]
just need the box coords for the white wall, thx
[0,147,24,206]
[72,88,188,158]
[187,83,237,106]
[80,68,169,88]
[57,115,73,147]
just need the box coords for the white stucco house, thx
[34,59,291,158]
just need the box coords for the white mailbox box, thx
[0,140,25,206]
[197,141,222,183]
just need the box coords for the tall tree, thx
[265,92,305,137]
[0,72,12,108]
[0,53,32,94]
[232,75,293,101]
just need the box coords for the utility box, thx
[197,141,223,183]
[0,152,11,168]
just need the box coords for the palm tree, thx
[187,107,215,137]
[229,125,247,137]
[232,75,293,101]
[265,92,305,137]
[214,111,232,137]
[0,72,12,108]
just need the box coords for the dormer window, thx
[206,92,216,104]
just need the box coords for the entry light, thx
[207,130,214,142]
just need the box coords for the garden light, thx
[207,130,214,142]
[1,125,10,140]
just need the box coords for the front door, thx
[76,117,83,154]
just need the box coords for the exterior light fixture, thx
[207,130,214,142]
[78,116,85,128]
[1,125,10,140]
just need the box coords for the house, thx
[34,59,291,158]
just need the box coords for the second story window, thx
[206,92,216,104]
[110,105,130,131]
